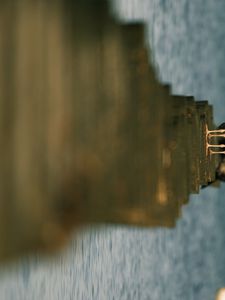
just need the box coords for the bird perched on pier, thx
[215,122,225,181]
[202,122,225,188]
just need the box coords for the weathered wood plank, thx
[0,0,219,262]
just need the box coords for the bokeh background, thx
[0,0,225,299]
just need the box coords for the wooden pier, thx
[0,0,220,261]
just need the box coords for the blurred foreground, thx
[0,0,220,262]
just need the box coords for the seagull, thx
[206,122,225,155]
[213,122,225,181]
[202,123,225,187]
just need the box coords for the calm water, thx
[1,1,225,299]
